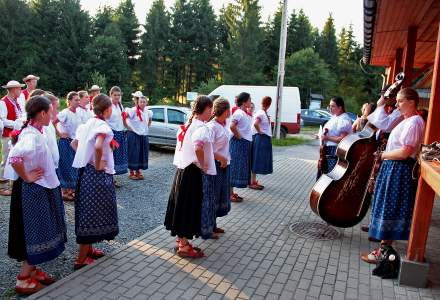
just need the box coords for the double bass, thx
[309,73,405,228]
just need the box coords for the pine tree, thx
[318,14,338,72]
[93,5,114,37]
[85,23,130,95]
[138,0,172,102]
[262,3,282,82]
[286,9,314,56]
[221,0,265,85]
[114,0,140,68]
[0,0,38,87]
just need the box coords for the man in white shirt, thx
[0,80,27,195]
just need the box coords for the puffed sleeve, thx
[8,133,38,161]
[231,110,242,124]
[368,106,402,131]
[125,107,136,119]
[254,110,264,124]
[93,121,113,137]
[192,126,211,148]
[148,110,153,119]
[399,117,425,149]
[339,116,353,135]
[57,109,68,123]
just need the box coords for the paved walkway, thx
[29,157,440,300]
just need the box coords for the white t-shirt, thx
[231,108,253,142]
[207,119,231,165]
[44,122,60,168]
[57,108,83,139]
[5,125,60,189]
[126,107,153,136]
[192,125,216,175]
[385,115,425,159]
[73,118,115,175]
[173,118,205,170]
[323,113,353,146]
[252,109,272,137]
[107,103,125,132]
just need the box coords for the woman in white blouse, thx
[362,88,425,264]
[318,97,352,177]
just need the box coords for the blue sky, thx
[81,0,363,44]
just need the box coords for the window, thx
[151,108,165,123]
[167,109,186,125]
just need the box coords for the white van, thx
[208,85,301,136]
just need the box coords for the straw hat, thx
[23,74,40,82]
[1,80,25,89]
[131,91,144,98]
[89,85,101,92]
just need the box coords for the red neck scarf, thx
[7,96,22,113]
[30,121,43,133]
[215,119,226,127]
[136,105,143,121]
[69,106,77,113]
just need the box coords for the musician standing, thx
[318,97,352,175]
[361,88,424,264]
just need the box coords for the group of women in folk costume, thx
[361,88,425,264]
[165,94,274,257]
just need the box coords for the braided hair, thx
[11,95,51,145]
[187,95,213,128]
[210,97,230,120]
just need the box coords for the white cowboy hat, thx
[1,80,25,89]
[89,85,101,92]
[23,74,40,82]
[131,91,144,98]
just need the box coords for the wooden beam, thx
[403,26,418,87]
[407,22,440,262]
[389,48,403,84]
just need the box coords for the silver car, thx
[148,105,190,146]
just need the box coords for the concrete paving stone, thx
[275,272,289,284]
[311,275,324,287]
[298,278,312,290]
[156,272,174,284]
[261,273,276,286]
[225,287,240,299]
[124,285,145,298]
[345,287,358,299]
[280,290,295,300]
[320,283,334,296]
[294,288,308,300]
[318,295,332,300]
[334,280,347,292]
[254,283,271,297]
[71,291,91,300]
[308,285,322,298]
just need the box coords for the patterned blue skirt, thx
[215,162,231,218]
[201,173,216,239]
[20,182,66,265]
[113,130,128,175]
[317,146,338,179]
[58,137,78,189]
[127,131,149,170]
[251,133,273,175]
[75,164,119,244]
[368,159,417,241]
[230,137,251,188]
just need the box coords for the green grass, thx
[300,125,320,134]
[272,137,309,147]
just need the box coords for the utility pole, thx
[274,0,289,139]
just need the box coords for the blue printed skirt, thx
[113,130,128,175]
[127,131,149,170]
[251,133,273,175]
[215,162,231,218]
[317,146,338,179]
[368,159,417,241]
[230,137,252,188]
[58,137,78,189]
[75,164,119,244]
[8,178,67,265]
[201,173,216,239]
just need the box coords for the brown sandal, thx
[213,227,225,234]
[177,243,204,258]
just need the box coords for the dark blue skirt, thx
[251,133,273,175]
[201,173,216,239]
[230,137,251,188]
[113,130,128,175]
[368,159,417,241]
[215,162,231,218]
[21,182,66,265]
[127,131,149,170]
[75,164,119,244]
[58,137,78,189]
[317,145,338,179]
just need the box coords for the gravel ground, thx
[0,140,319,299]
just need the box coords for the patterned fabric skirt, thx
[368,159,417,241]
[215,162,231,218]
[8,179,67,265]
[251,133,273,175]
[230,137,252,188]
[317,146,338,179]
[113,130,128,175]
[127,131,149,170]
[164,164,202,239]
[201,173,216,239]
[58,137,78,189]
[75,164,119,244]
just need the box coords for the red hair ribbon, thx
[177,124,188,150]
[110,138,120,149]
[10,130,22,139]
[136,106,143,121]
[232,106,238,114]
